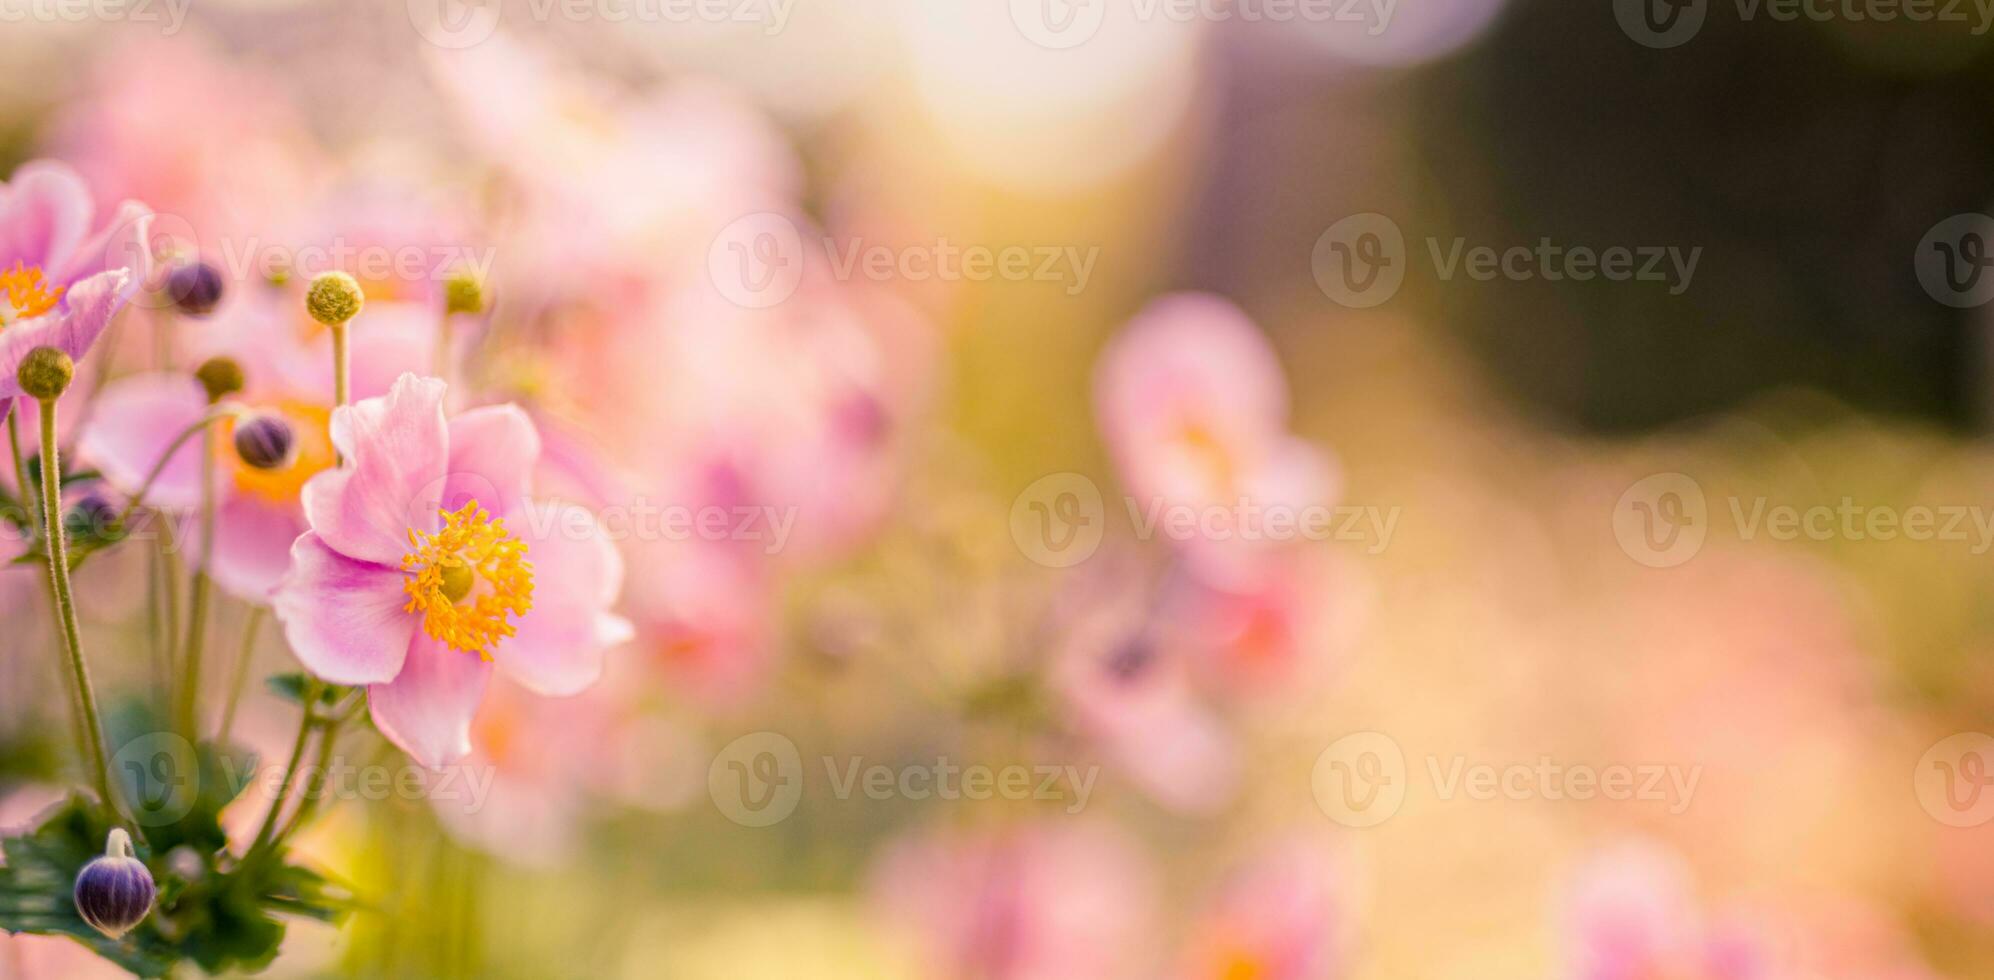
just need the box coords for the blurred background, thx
[1,0,1992,976]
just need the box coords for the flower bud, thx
[233,413,297,470]
[165,260,225,317]
[444,269,486,316]
[305,271,364,326]
[73,828,154,939]
[63,493,120,541]
[195,357,245,402]
[16,346,73,400]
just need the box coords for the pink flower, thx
[269,374,631,766]
[1094,293,1335,577]
[870,820,1157,980]
[1561,841,1760,980]
[0,159,152,404]
[1178,838,1348,980]
[80,297,434,601]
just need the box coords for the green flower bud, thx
[305,271,364,326]
[16,346,73,400]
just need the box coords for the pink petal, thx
[77,372,208,511]
[368,636,491,767]
[51,200,153,296]
[444,404,539,521]
[495,501,626,696]
[0,269,130,401]
[302,374,449,566]
[270,532,414,685]
[0,160,93,275]
[194,495,307,602]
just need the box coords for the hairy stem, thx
[36,398,120,819]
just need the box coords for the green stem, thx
[35,398,120,819]
[176,419,220,738]
[272,711,345,849]
[217,606,265,745]
[6,407,28,525]
[247,683,317,860]
[332,322,350,408]
[105,409,233,535]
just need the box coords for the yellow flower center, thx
[401,501,533,658]
[0,262,64,326]
[219,401,335,504]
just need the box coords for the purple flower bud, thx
[73,828,154,939]
[233,413,297,471]
[166,260,225,317]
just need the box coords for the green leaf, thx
[0,795,180,977]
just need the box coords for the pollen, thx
[0,262,64,326]
[401,501,533,658]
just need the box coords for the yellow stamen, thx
[0,262,64,326]
[401,501,533,658]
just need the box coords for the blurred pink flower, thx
[1178,838,1348,980]
[870,820,1158,980]
[49,37,321,256]
[1052,571,1239,815]
[1094,293,1336,579]
[1562,841,1747,980]
[0,159,151,404]
[269,375,631,766]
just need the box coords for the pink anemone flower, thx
[0,159,152,407]
[1177,838,1349,980]
[80,301,434,601]
[269,374,631,766]
[1094,293,1335,581]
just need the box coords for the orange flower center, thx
[220,401,335,504]
[401,501,534,658]
[0,262,63,326]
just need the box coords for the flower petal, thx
[193,495,308,602]
[270,532,414,685]
[496,501,625,695]
[0,161,93,275]
[77,373,208,511]
[302,374,449,566]
[0,269,130,401]
[444,404,539,521]
[368,636,491,767]
[51,200,152,297]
